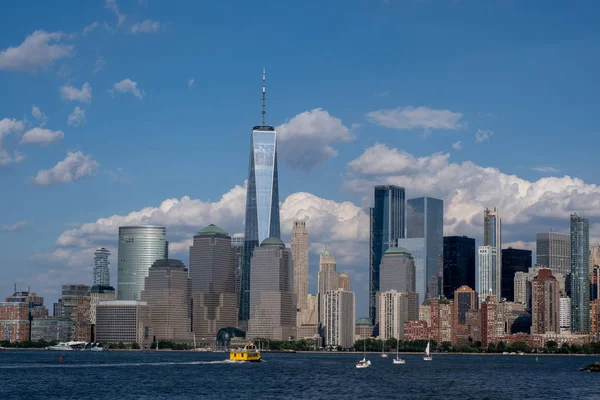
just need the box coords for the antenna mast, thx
[261,68,266,126]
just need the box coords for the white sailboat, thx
[392,339,405,364]
[381,339,388,358]
[423,339,432,361]
[355,339,371,368]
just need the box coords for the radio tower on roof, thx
[261,68,266,127]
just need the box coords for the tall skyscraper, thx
[536,232,570,277]
[379,247,416,294]
[93,248,111,287]
[369,185,405,324]
[406,197,444,299]
[501,248,532,301]
[240,69,281,324]
[396,238,425,303]
[141,259,192,342]
[318,247,339,325]
[248,238,295,341]
[570,214,590,333]
[477,246,498,306]
[484,207,502,302]
[117,226,167,301]
[323,289,355,349]
[189,225,238,338]
[232,234,244,298]
[443,236,476,298]
[531,268,559,335]
[291,220,308,316]
[377,290,418,340]
[60,284,92,341]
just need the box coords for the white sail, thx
[425,342,430,356]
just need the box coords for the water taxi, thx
[229,343,261,362]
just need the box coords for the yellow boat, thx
[229,343,261,362]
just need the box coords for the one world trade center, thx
[239,69,281,325]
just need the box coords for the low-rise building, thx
[31,318,74,342]
[95,300,152,347]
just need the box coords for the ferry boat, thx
[229,343,261,362]
[46,341,88,351]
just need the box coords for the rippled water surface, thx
[1,351,599,399]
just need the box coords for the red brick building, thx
[0,302,29,343]
[404,320,429,341]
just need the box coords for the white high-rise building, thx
[318,248,339,325]
[484,207,501,302]
[292,220,309,319]
[377,290,418,340]
[559,292,571,334]
[514,271,528,305]
[93,248,111,287]
[323,289,355,349]
[477,246,498,306]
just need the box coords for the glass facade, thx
[570,214,590,333]
[397,238,426,305]
[240,127,281,323]
[406,197,444,299]
[443,236,476,298]
[501,248,532,301]
[484,207,502,302]
[477,246,498,306]
[93,247,111,287]
[369,185,405,324]
[117,226,167,301]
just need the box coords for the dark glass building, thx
[369,185,405,324]
[501,247,532,301]
[570,214,589,333]
[442,236,476,298]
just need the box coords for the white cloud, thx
[276,108,355,172]
[93,57,107,73]
[107,167,130,184]
[0,118,26,165]
[67,107,86,127]
[475,129,493,143]
[105,0,126,26]
[0,30,73,71]
[32,152,99,185]
[21,127,64,145]
[344,143,600,245]
[31,105,47,126]
[452,141,462,150]
[130,20,161,34]
[82,22,99,35]
[188,78,195,88]
[366,106,465,131]
[60,82,92,103]
[2,221,27,232]
[111,78,145,99]
[532,166,558,173]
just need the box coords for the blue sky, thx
[1,0,599,316]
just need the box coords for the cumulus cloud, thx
[366,106,465,131]
[188,78,195,88]
[93,57,107,73]
[0,118,26,166]
[105,0,126,26]
[475,129,493,142]
[0,30,73,71]
[60,82,92,103]
[32,152,99,185]
[276,108,355,172]
[111,78,145,99]
[31,105,47,126]
[21,127,64,145]
[452,141,462,150]
[345,143,600,245]
[2,221,27,232]
[130,20,161,34]
[67,107,86,127]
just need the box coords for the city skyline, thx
[2,1,600,318]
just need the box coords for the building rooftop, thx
[261,237,285,247]
[384,246,410,255]
[356,317,372,326]
[195,224,229,236]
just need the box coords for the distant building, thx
[292,220,309,322]
[89,285,116,325]
[484,207,502,303]
[379,247,416,294]
[339,273,350,292]
[536,232,570,277]
[323,289,355,349]
[406,197,444,299]
[429,298,452,344]
[5,289,48,319]
[248,238,295,341]
[355,317,373,340]
[501,248,532,301]
[397,238,426,304]
[452,286,477,346]
[96,300,152,347]
[189,225,238,340]
[403,320,429,341]
[559,292,571,334]
[117,226,167,301]
[531,269,560,334]
[60,284,91,342]
[369,185,405,324]
[318,247,339,325]
[477,246,498,306]
[377,290,418,340]
[232,234,244,298]
[296,294,318,339]
[0,302,29,342]
[443,236,476,299]
[481,295,498,347]
[591,299,600,334]
[93,248,111,287]
[31,318,73,342]
[570,214,590,333]
[141,259,192,342]
[514,271,528,305]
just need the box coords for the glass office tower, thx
[240,125,281,324]
[117,226,167,301]
[93,247,111,287]
[570,214,590,333]
[369,185,405,324]
[443,236,476,298]
[406,197,444,300]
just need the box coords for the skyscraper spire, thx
[261,68,266,126]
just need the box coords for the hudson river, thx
[1,351,598,399]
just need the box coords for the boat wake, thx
[0,360,240,369]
